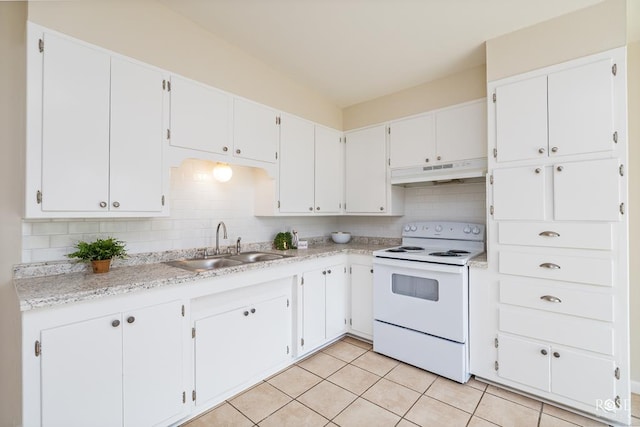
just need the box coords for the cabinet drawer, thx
[499,279,613,321]
[498,251,613,287]
[498,222,613,250]
[499,306,614,355]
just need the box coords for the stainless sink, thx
[165,251,291,272]
[227,251,290,263]
[165,257,244,272]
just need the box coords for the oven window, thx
[391,274,439,301]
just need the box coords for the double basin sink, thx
[165,251,292,272]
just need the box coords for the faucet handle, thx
[236,237,242,254]
[197,247,208,258]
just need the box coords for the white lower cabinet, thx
[297,262,347,356]
[193,281,292,407]
[38,300,186,427]
[349,261,374,340]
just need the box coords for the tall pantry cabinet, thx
[471,47,630,426]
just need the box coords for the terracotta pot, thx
[91,259,111,274]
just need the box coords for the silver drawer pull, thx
[539,262,561,269]
[540,295,562,303]
[539,231,560,237]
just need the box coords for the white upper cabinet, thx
[389,99,486,169]
[28,25,167,218]
[389,114,435,168]
[345,125,388,213]
[493,58,616,163]
[40,31,111,213]
[233,98,279,163]
[278,114,315,213]
[314,126,344,214]
[169,75,232,155]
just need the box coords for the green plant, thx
[67,237,128,261]
[273,232,292,250]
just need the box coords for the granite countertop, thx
[468,253,488,268]
[14,242,394,312]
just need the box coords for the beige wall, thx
[628,40,640,385]
[342,64,486,130]
[0,3,27,426]
[486,0,626,81]
[27,0,342,130]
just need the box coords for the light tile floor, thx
[184,336,640,427]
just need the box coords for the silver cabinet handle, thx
[539,231,560,237]
[309,207,313,211]
[535,168,541,174]
[551,147,558,153]
[127,316,135,324]
[540,295,562,303]
[553,352,560,358]
[437,156,441,161]
[379,207,384,211]
[222,146,228,152]
[556,166,564,172]
[112,201,120,208]
[250,308,256,314]
[112,320,120,328]
[540,349,548,355]
[316,207,320,211]
[539,263,561,269]
[425,158,430,163]
[538,148,545,154]
[99,201,107,208]
[236,149,241,154]
[243,310,249,316]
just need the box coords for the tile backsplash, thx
[22,160,487,263]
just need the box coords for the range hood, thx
[390,157,487,185]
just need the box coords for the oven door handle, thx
[373,256,466,273]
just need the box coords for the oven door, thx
[373,256,468,343]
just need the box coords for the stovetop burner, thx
[386,248,406,253]
[448,250,470,254]
[399,246,424,251]
[429,251,463,257]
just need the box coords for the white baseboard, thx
[632,379,640,394]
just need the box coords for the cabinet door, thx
[389,114,435,168]
[495,75,548,162]
[279,114,315,213]
[350,263,373,338]
[194,304,253,405]
[492,166,546,220]
[249,294,291,375]
[548,59,615,157]
[300,268,327,353]
[233,98,279,163]
[41,314,123,427]
[497,334,550,392]
[345,125,387,213]
[551,346,616,407]
[315,126,344,213]
[123,300,185,427]
[41,32,110,212]
[169,75,232,154]
[110,57,164,213]
[553,158,621,221]
[325,264,347,340]
[436,100,487,162]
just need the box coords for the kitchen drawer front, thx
[499,279,613,321]
[498,251,613,287]
[498,306,614,355]
[498,222,613,250]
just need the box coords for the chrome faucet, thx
[215,221,228,255]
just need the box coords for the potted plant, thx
[67,237,128,273]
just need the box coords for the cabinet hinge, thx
[619,164,624,176]
[614,367,620,380]
[167,80,171,91]
[490,205,494,215]
[489,174,494,185]
[286,345,290,355]
[344,267,347,273]
[286,298,289,308]
[192,390,196,402]
[620,202,625,215]
[344,137,347,143]
[162,195,165,206]
[494,337,499,348]
[494,361,499,371]
[276,116,281,125]
[613,131,618,143]
[38,38,44,53]
[387,126,391,135]
[182,391,186,404]
[493,148,497,158]
[35,340,41,357]
[277,200,281,209]
[388,158,391,166]
[349,266,352,274]
[492,93,496,103]
[192,327,196,339]
[162,79,166,90]
[36,190,42,204]
[612,63,617,76]
[181,304,185,317]
[275,152,278,160]
[166,129,171,140]
[301,337,305,346]
[615,395,621,408]
[301,276,304,285]
[349,318,353,326]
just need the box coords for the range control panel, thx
[401,221,485,241]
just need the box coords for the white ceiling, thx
[158,0,605,108]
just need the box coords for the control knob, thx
[435,225,443,232]
[410,225,417,232]
[472,226,481,235]
[404,225,411,232]
[463,226,471,234]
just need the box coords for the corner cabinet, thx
[476,47,630,427]
[344,125,404,215]
[349,256,374,340]
[26,24,168,218]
